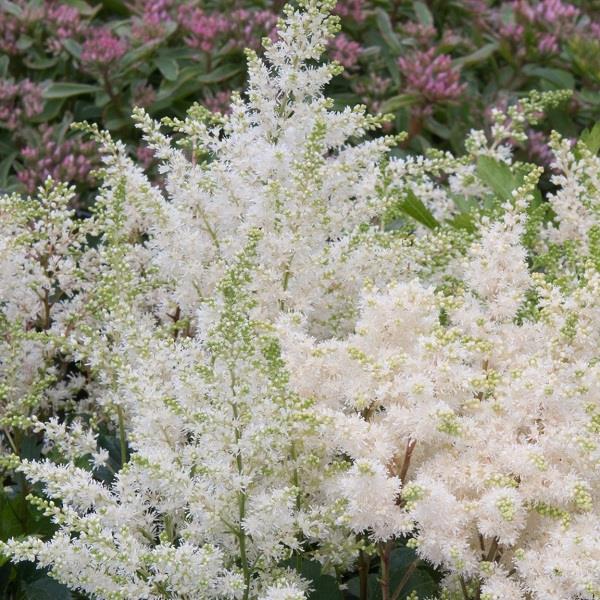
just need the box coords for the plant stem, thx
[117,405,128,466]
[2,428,18,455]
[379,540,393,600]
[390,559,419,600]
[358,547,371,600]
[230,388,251,600]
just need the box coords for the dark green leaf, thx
[23,576,72,600]
[375,9,401,55]
[398,189,440,229]
[0,152,16,188]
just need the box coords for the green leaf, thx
[413,1,433,27]
[23,55,60,70]
[523,66,575,89]
[0,55,8,78]
[155,56,179,81]
[581,122,600,154]
[62,39,82,59]
[476,156,521,200]
[379,94,420,114]
[16,35,33,51]
[453,42,499,67]
[153,65,241,111]
[297,560,340,599]
[0,0,22,17]
[31,98,66,123]
[375,9,401,55]
[23,576,72,600]
[0,151,17,188]
[398,190,440,229]
[42,83,102,99]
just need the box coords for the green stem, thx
[230,379,251,600]
[2,428,18,455]
[117,405,128,466]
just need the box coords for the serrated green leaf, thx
[43,83,102,100]
[581,122,600,154]
[399,190,440,229]
[476,156,520,200]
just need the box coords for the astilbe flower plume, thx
[0,0,599,598]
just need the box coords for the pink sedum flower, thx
[328,33,363,70]
[81,27,128,66]
[17,125,97,194]
[179,6,230,53]
[0,79,43,130]
[398,49,466,103]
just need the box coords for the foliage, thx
[2,0,600,203]
[1,1,600,600]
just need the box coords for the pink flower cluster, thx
[17,125,97,194]
[501,0,580,56]
[515,0,579,24]
[81,27,128,67]
[329,33,363,69]
[178,6,229,53]
[46,3,83,53]
[131,0,173,43]
[203,90,232,115]
[229,9,278,50]
[0,79,43,130]
[333,0,366,23]
[0,4,25,55]
[398,49,466,104]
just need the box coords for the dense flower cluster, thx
[1,1,599,599]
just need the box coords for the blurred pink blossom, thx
[17,125,97,193]
[81,27,128,66]
[398,49,466,103]
[179,6,229,53]
[329,33,363,69]
[229,9,278,50]
[0,79,43,130]
[203,90,232,115]
[334,0,366,23]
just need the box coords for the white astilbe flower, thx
[282,190,600,597]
